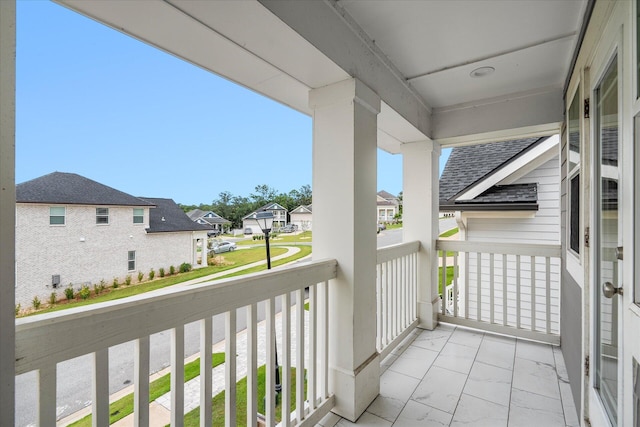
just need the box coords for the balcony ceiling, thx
[59,0,588,150]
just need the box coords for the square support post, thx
[0,1,16,424]
[401,140,440,330]
[309,78,380,421]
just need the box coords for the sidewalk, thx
[58,247,308,427]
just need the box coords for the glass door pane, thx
[595,54,619,425]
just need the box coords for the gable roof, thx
[17,172,154,207]
[139,198,210,233]
[439,137,547,211]
[186,209,205,220]
[242,202,288,220]
[186,209,230,224]
[377,190,397,201]
[291,204,312,214]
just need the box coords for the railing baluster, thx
[476,252,481,321]
[516,255,521,329]
[281,292,291,427]
[546,257,551,334]
[502,254,507,327]
[464,251,469,319]
[385,260,391,347]
[225,311,237,427]
[38,363,56,427]
[265,299,275,426]
[296,289,305,423]
[135,336,150,427]
[489,253,494,324]
[199,318,212,427]
[93,348,109,427]
[321,281,329,400]
[171,326,185,427]
[246,305,257,427]
[308,284,317,411]
[453,252,458,317]
[441,251,447,315]
[531,255,536,332]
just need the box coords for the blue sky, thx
[16,1,450,206]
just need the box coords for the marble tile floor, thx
[318,324,579,427]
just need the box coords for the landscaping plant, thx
[32,296,41,310]
[64,285,75,300]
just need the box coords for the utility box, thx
[52,275,60,288]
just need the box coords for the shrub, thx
[159,267,165,278]
[15,304,21,317]
[79,284,91,300]
[64,285,75,300]
[137,271,144,283]
[179,262,192,273]
[169,265,175,275]
[125,275,132,286]
[99,279,106,294]
[112,278,119,289]
[32,296,41,310]
[48,292,57,306]
[149,268,155,280]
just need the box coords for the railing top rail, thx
[16,259,337,374]
[436,240,561,258]
[377,240,420,264]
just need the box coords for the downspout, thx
[454,211,467,241]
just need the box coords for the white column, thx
[310,78,380,421]
[0,1,15,424]
[401,140,440,330]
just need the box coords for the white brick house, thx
[15,172,208,307]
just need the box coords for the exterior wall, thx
[460,156,561,334]
[15,204,201,307]
[376,206,396,222]
[290,212,312,231]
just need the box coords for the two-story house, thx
[290,204,312,231]
[376,190,399,223]
[186,209,232,235]
[15,172,209,307]
[242,202,288,233]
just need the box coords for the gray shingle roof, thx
[439,137,548,211]
[17,172,154,207]
[140,198,210,233]
[439,137,543,202]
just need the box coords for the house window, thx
[568,89,581,255]
[96,207,109,224]
[133,208,144,224]
[128,251,136,271]
[49,206,65,225]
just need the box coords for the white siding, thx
[456,155,561,334]
[290,212,312,231]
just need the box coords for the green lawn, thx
[24,247,288,316]
[181,365,306,427]
[439,227,459,238]
[216,246,312,280]
[438,266,456,294]
[236,231,312,246]
[385,222,402,230]
[70,353,226,427]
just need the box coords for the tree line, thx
[180,184,312,228]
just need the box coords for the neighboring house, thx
[439,135,561,326]
[15,172,209,307]
[290,204,312,231]
[186,209,232,234]
[377,190,399,207]
[376,194,397,223]
[242,202,288,233]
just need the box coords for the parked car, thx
[280,224,298,233]
[210,241,237,254]
[377,223,386,233]
[207,230,221,238]
[244,228,253,235]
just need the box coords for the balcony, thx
[14,239,572,426]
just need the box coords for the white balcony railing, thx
[16,259,337,426]
[436,240,561,344]
[376,241,420,358]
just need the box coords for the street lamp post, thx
[253,210,282,397]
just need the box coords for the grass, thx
[70,353,226,427]
[439,227,459,238]
[236,231,312,246]
[385,222,402,230]
[216,245,313,280]
[25,247,288,316]
[181,365,306,427]
[438,266,456,294]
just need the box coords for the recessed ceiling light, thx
[470,66,495,78]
